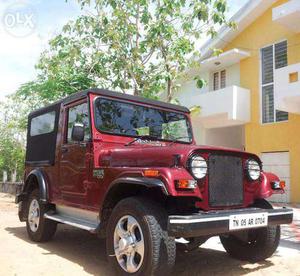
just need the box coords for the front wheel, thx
[106,197,176,275]
[220,199,280,262]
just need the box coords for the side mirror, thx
[71,123,85,142]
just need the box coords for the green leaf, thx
[195,78,207,89]
[216,1,226,13]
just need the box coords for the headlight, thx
[246,159,261,181]
[189,155,208,179]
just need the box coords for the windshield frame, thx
[93,96,193,144]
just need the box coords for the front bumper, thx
[168,207,293,238]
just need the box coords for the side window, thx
[220,70,226,89]
[261,41,288,123]
[30,111,56,136]
[67,102,90,142]
[213,70,226,91]
[213,72,219,91]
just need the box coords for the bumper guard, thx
[168,207,293,238]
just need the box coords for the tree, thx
[0,96,29,181]
[19,0,231,104]
[0,136,25,181]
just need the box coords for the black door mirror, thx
[71,123,85,142]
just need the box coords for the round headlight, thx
[189,155,208,179]
[246,159,261,181]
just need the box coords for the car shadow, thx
[5,225,274,276]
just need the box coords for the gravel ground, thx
[0,193,300,276]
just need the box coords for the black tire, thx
[220,199,280,262]
[26,189,57,242]
[106,196,176,276]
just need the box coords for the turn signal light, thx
[176,179,197,190]
[272,180,286,190]
[144,170,159,177]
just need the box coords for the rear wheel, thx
[106,197,176,275]
[26,189,57,242]
[220,199,280,262]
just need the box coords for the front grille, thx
[208,154,243,207]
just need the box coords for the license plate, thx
[229,212,268,230]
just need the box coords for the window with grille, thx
[261,41,288,123]
[213,72,219,91]
[220,70,226,88]
[213,70,226,91]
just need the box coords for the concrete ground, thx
[0,193,300,276]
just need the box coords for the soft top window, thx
[26,104,60,165]
[30,111,56,136]
[94,98,192,143]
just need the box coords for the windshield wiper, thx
[125,135,159,146]
[168,136,191,146]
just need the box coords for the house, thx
[176,0,300,203]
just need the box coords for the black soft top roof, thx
[29,88,190,117]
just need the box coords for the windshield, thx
[94,98,193,143]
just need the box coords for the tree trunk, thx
[167,79,172,102]
[134,85,139,96]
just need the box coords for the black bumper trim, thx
[168,207,293,238]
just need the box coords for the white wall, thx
[174,63,245,150]
[191,118,205,144]
[208,63,240,91]
[176,62,241,107]
[274,62,300,113]
[204,125,245,150]
[191,119,245,150]
[175,71,209,107]
[261,152,290,203]
[227,63,240,87]
[272,0,300,33]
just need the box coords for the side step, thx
[44,213,99,233]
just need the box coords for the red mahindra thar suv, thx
[16,89,293,275]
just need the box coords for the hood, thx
[100,143,260,168]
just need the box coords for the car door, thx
[59,100,91,206]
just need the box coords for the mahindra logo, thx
[2,2,37,37]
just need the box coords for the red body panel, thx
[25,92,284,213]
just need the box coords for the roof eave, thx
[200,0,276,60]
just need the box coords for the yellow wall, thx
[223,0,300,202]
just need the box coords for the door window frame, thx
[63,99,92,145]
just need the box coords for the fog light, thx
[176,179,197,189]
[272,180,286,190]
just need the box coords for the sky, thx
[0,0,249,101]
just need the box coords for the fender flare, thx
[100,176,169,215]
[255,171,280,199]
[109,176,169,195]
[17,169,49,204]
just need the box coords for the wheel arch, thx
[98,177,168,237]
[19,169,49,203]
